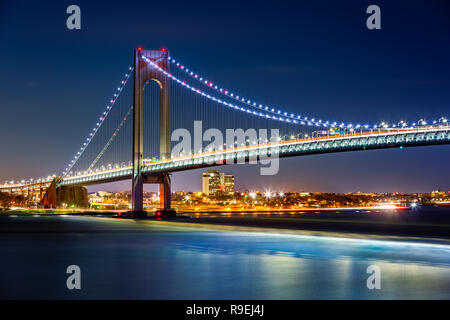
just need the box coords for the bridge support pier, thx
[138,173,176,218]
[156,173,176,218]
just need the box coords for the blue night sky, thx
[0,0,449,193]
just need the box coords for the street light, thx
[398,120,407,128]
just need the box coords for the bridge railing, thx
[57,124,450,186]
[142,123,450,164]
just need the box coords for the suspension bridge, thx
[1,48,449,217]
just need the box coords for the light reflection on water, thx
[0,216,449,299]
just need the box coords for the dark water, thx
[0,213,449,299]
[188,206,450,239]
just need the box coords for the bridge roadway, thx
[60,125,450,187]
[1,125,449,191]
[0,181,52,200]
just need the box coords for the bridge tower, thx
[131,47,175,217]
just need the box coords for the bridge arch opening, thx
[143,79,164,162]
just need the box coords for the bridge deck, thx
[1,125,448,189]
[55,125,450,187]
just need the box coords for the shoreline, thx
[3,203,450,216]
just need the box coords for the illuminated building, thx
[202,170,234,196]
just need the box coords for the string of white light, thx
[167,56,364,128]
[144,55,375,129]
[62,66,134,176]
[87,106,133,172]
[168,56,448,129]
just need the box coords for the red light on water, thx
[138,47,142,51]
[161,48,167,52]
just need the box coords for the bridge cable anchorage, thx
[167,56,448,131]
[62,66,134,177]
